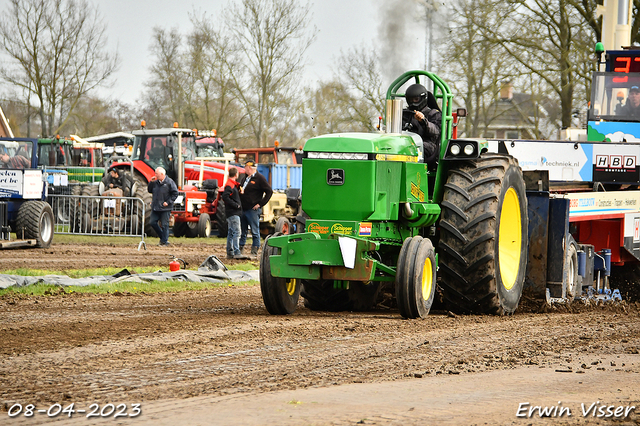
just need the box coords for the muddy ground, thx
[1,241,640,425]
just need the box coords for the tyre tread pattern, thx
[439,154,527,315]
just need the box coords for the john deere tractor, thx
[260,71,529,318]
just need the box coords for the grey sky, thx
[98,0,426,104]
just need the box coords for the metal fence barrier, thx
[48,194,146,250]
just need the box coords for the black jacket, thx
[620,101,640,117]
[239,172,273,211]
[147,176,179,212]
[102,171,133,197]
[403,106,442,165]
[222,180,242,217]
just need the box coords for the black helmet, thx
[406,84,429,111]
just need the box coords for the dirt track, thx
[1,241,640,424]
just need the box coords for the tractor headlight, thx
[464,144,474,155]
[450,144,461,156]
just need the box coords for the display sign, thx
[608,52,640,82]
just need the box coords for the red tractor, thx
[110,125,236,238]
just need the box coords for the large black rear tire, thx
[16,201,54,248]
[438,153,528,315]
[260,234,300,314]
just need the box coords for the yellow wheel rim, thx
[422,257,433,300]
[499,187,522,291]
[286,278,297,296]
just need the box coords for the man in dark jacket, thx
[222,167,248,259]
[102,167,133,197]
[402,83,442,166]
[147,166,179,246]
[620,86,640,117]
[239,161,273,256]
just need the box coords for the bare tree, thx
[224,0,317,147]
[0,0,118,137]
[185,13,246,138]
[438,0,517,137]
[481,0,594,128]
[335,46,386,131]
[145,27,186,127]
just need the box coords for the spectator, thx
[222,167,248,260]
[147,167,178,246]
[239,160,273,256]
[101,167,133,197]
[0,152,30,169]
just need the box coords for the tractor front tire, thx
[16,201,54,248]
[395,236,437,319]
[439,153,528,315]
[260,234,300,314]
[198,213,211,238]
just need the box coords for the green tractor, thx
[260,71,529,318]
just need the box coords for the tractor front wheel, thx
[395,236,437,319]
[198,213,211,238]
[260,234,300,314]
[439,153,528,315]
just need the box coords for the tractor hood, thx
[304,132,419,159]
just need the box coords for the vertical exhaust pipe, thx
[386,99,404,134]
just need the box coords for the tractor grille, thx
[173,192,186,212]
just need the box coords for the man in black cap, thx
[238,160,272,256]
[620,86,640,117]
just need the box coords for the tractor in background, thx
[106,124,236,238]
[0,137,54,248]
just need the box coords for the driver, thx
[620,86,640,117]
[402,83,442,165]
[0,151,29,169]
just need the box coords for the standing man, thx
[147,166,178,246]
[239,160,273,256]
[222,167,248,260]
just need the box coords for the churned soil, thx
[0,241,639,425]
